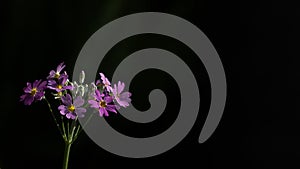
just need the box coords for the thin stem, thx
[67,120,70,140]
[62,142,71,169]
[62,118,77,169]
[44,97,66,141]
[68,117,77,143]
[70,126,77,143]
[61,116,67,140]
[73,125,81,142]
[73,113,94,141]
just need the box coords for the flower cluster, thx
[20,80,47,105]
[20,62,131,169]
[20,62,131,119]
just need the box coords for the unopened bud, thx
[79,70,85,84]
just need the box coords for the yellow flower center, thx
[57,85,62,89]
[31,88,37,96]
[54,72,60,79]
[68,105,75,112]
[99,100,107,108]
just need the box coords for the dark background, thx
[1,0,300,168]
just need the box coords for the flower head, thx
[47,62,66,79]
[47,74,73,93]
[88,90,118,117]
[20,80,47,105]
[112,81,131,108]
[58,94,86,119]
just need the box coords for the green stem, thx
[61,116,67,140]
[73,125,81,143]
[62,119,77,169]
[62,142,71,169]
[44,97,66,141]
[67,120,70,139]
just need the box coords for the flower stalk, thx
[62,142,71,169]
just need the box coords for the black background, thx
[1,0,300,168]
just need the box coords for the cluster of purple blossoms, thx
[89,73,131,116]
[20,62,131,119]
[20,62,132,169]
[20,80,47,105]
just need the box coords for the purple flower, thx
[47,62,66,79]
[99,73,112,92]
[88,90,118,117]
[20,80,47,105]
[58,94,86,119]
[47,74,73,93]
[112,81,131,108]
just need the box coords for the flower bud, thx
[79,70,85,84]
[78,85,85,97]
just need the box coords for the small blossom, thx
[47,62,66,79]
[58,94,86,119]
[88,90,118,117]
[112,81,131,108]
[20,80,47,105]
[47,74,73,93]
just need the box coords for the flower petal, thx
[88,100,99,108]
[63,85,73,90]
[106,105,117,114]
[106,86,112,92]
[120,92,131,99]
[112,84,117,96]
[117,81,125,93]
[23,83,32,93]
[104,96,113,103]
[38,81,47,90]
[116,98,129,107]
[100,73,111,86]
[61,94,72,106]
[73,96,84,107]
[59,74,68,85]
[95,79,101,86]
[47,86,57,91]
[75,108,86,117]
[99,108,109,117]
[99,108,105,116]
[34,91,44,100]
[47,70,56,79]
[94,90,103,101]
[56,62,65,73]
[58,105,67,115]
[24,95,34,105]
[20,94,27,101]
[66,112,76,119]
[32,80,41,88]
